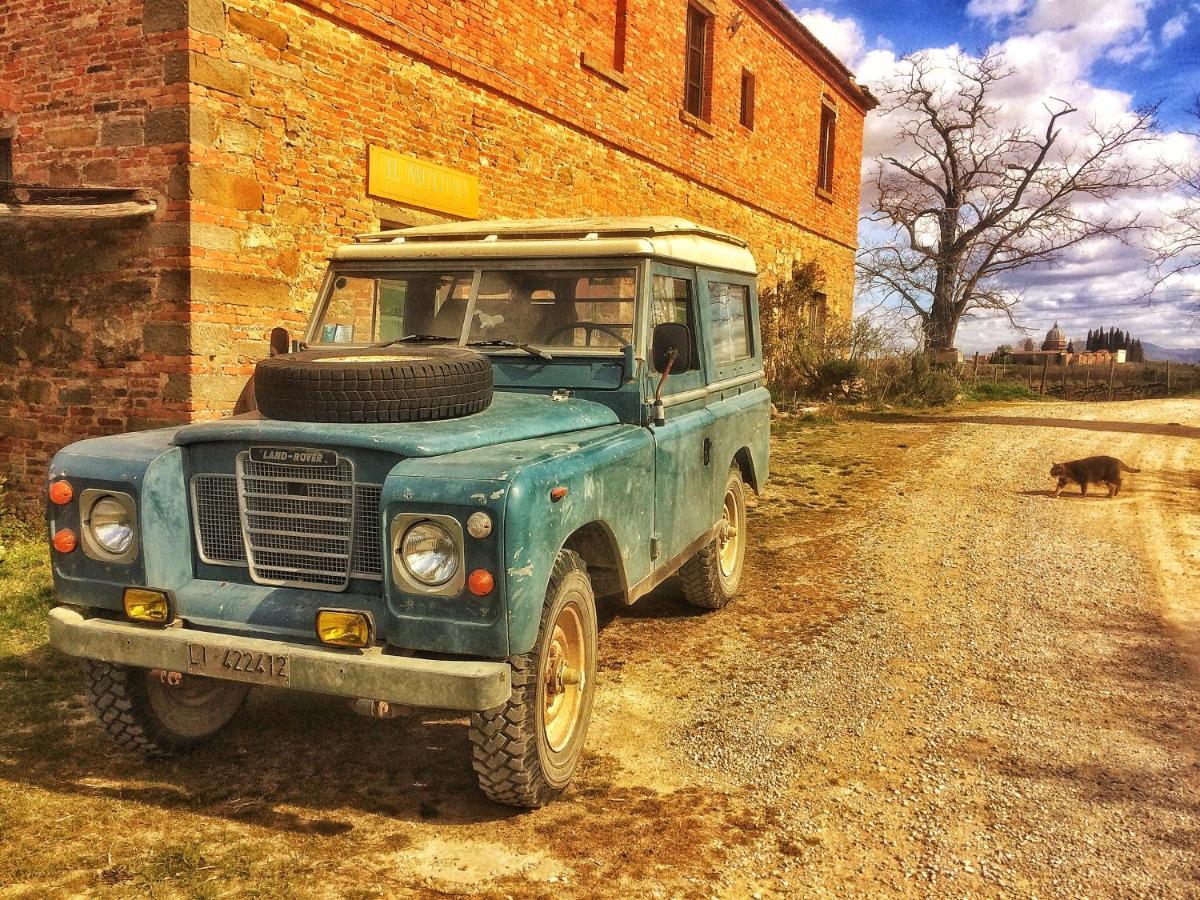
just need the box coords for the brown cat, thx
[1050,456,1140,498]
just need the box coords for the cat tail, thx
[1119,461,1141,473]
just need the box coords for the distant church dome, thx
[1042,321,1067,351]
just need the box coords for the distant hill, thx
[1141,343,1200,363]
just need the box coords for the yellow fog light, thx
[316,610,373,648]
[123,588,173,624]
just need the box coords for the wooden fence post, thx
[1166,360,1171,396]
[972,352,980,383]
[1085,367,1090,391]
[1040,356,1050,395]
[1107,358,1116,401]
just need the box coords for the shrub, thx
[964,381,1040,401]
[868,353,961,408]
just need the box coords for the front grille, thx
[190,454,383,591]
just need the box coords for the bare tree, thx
[859,50,1162,350]
[1151,97,1200,313]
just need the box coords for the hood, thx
[171,392,620,457]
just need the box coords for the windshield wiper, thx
[467,339,553,360]
[374,334,457,348]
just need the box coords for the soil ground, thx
[1,398,1198,898]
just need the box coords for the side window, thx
[651,274,697,372]
[708,282,752,364]
[683,4,712,120]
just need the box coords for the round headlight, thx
[400,521,459,586]
[89,496,134,555]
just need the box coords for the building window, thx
[808,292,827,330]
[684,4,711,119]
[0,138,12,182]
[739,69,755,129]
[817,100,837,196]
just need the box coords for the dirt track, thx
[2,399,1199,897]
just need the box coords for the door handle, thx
[703,437,712,466]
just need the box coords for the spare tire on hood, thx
[253,346,493,423]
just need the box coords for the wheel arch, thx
[732,445,760,494]
[561,520,628,602]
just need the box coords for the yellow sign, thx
[367,145,479,218]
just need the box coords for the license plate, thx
[186,642,290,687]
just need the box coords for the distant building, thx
[1000,322,1123,366]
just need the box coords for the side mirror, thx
[269,326,290,357]
[651,322,693,373]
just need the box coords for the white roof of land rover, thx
[335,216,757,274]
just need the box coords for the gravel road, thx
[4,399,1198,898]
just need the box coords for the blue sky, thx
[792,0,1200,351]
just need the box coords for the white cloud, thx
[823,0,1200,349]
[1161,11,1189,44]
[795,8,867,67]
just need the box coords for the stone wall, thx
[0,0,192,501]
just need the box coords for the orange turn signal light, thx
[550,486,568,502]
[48,479,74,505]
[52,529,77,553]
[468,568,495,596]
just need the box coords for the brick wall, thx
[0,0,191,501]
[0,0,871,498]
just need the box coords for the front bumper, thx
[48,607,511,711]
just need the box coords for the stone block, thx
[142,0,187,33]
[216,118,262,155]
[145,106,188,145]
[191,222,239,252]
[192,55,250,98]
[191,373,249,404]
[59,387,93,405]
[191,166,262,211]
[229,9,289,50]
[100,117,144,147]
[20,379,50,404]
[162,373,191,402]
[45,125,96,148]
[0,416,38,439]
[190,0,226,38]
[149,222,189,248]
[192,269,290,310]
[81,158,121,184]
[143,321,190,355]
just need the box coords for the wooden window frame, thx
[816,98,837,199]
[683,3,713,121]
[739,68,755,130]
[0,137,12,182]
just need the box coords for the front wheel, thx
[469,550,598,807]
[679,466,747,610]
[84,661,249,756]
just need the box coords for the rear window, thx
[708,282,752,364]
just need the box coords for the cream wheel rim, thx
[542,602,586,753]
[718,484,742,579]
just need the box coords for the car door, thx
[647,263,715,566]
[697,269,767,522]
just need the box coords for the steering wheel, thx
[544,321,632,349]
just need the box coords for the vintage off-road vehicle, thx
[46,217,770,806]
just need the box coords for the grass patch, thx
[962,381,1043,402]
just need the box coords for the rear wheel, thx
[83,661,249,756]
[679,466,747,610]
[469,550,598,807]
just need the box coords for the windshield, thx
[310,266,637,350]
